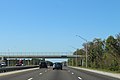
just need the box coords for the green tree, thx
[72,33,120,72]
[86,38,104,68]
[106,35,120,71]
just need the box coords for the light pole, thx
[8,49,10,66]
[76,35,88,68]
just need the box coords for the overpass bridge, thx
[0,52,85,59]
[0,52,85,66]
[1,55,85,58]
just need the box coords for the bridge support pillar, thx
[1,57,4,61]
[78,58,84,66]
[72,59,74,66]
[80,58,85,66]
[0,56,6,61]
[0,57,7,65]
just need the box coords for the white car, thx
[0,62,7,67]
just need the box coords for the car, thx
[16,63,24,66]
[0,62,7,67]
[39,61,48,69]
[53,62,62,70]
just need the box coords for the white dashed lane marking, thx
[39,73,42,75]
[28,78,33,80]
[78,77,82,80]
[72,72,74,74]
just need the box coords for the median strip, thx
[0,68,38,77]
[0,66,39,73]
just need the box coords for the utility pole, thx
[76,35,88,68]
[8,49,10,66]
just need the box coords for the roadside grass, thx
[74,66,120,73]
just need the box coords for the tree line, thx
[69,33,120,72]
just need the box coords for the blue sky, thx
[0,0,120,62]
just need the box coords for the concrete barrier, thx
[0,65,39,73]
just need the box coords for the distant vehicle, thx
[16,59,25,66]
[39,61,48,69]
[16,63,24,66]
[53,62,62,70]
[0,62,7,67]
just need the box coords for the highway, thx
[0,67,119,80]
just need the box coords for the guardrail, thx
[0,65,39,73]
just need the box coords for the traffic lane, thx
[0,68,47,80]
[0,67,80,80]
[33,67,80,80]
[68,67,120,80]
[1,66,118,80]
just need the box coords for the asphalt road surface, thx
[0,67,119,80]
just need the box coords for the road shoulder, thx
[69,66,120,79]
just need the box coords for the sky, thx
[0,0,120,62]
